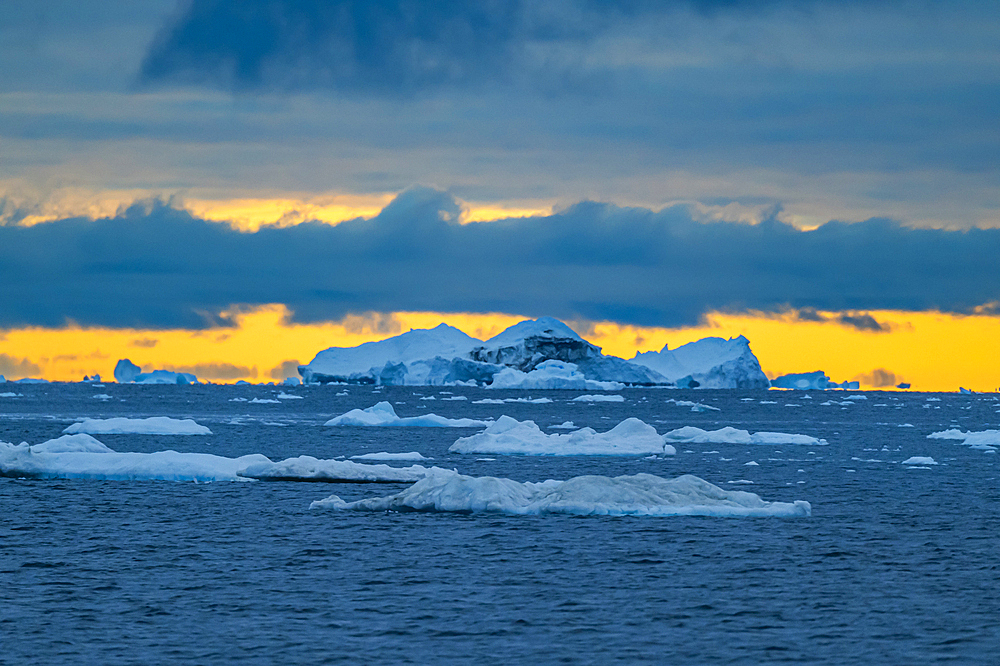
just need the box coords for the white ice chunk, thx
[928,428,1000,451]
[902,456,938,465]
[0,440,438,483]
[449,416,676,456]
[311,471,811,517]
[324,401,490,427]
[663,426,827,446]
[665,399,720,412]
[250,398,281,404]
[572,394,625,402]
[276,392,304,400]
[350,451,431,461]
[64,417,212,435]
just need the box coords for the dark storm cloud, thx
[837,313,888,332]
[2,188,1000,330]
[138,0,857,93]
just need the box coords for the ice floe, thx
[663,426,827,446]
[64,417,213,435]
[449,416,676,456]
[311,471,811,517]
[927,428,1000,451]
[350,452,431,461]
[902,456,938,465]
[324,401,490,427]
[572,394,625,402]
[0,438,439,483]
[277,392,304,400]
[665,399,720,412]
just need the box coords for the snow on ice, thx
[324,401,490,427]
[449,416,676,456]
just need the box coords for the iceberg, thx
[572,394,626,402]
[299,316,667,388]
[0,374,5,383]
[311,471,811,517]
[324,401,490,427]
[769,371,860,390]
[449,416,676,456]
[64,417,213,435]
[488,360,624,391]
[114,359,198,385]
[0,439,439,483]
[902,456,937,465]
[663,426,827,446]
[630,336,769,389]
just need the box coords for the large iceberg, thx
[64,417,213,435]
[114,359,198,385]
[0,437,440,483]
[311,471,811,517]
[324,401,491,427]
[630,335,770,389]
[449,416,676,456]
[299,317,668,388]
[663,426,827,446]
[769,371,860,390]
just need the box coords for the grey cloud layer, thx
[2,188,998,330]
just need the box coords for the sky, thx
[2,0,1000,390]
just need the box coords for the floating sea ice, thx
[927,428,1000,451]
[745,461,759,466]
[311,471,811,517]
[250,398,281,404]
[276,392,304,400]
[0,438,439,483]
[350,452,431,461]
[572,394,625,403]
[549,421,577,429]
[325,401,491,427]
[902,456,938,465]
[64,417,212,435]
[229,397,248,402]
[449,416,675,456]
[663,426,827,446]
[665,399,720,412]
[473,397,552,404]
[0,392,22,398]
[92,394,113,400]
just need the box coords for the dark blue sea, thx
[3,384,999,664]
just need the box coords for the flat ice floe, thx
[449,416,676,456]
[324,401,490,427]
[572,394,625,402]
[0,438,439,483]
[311,471,811,517]
[902,456,938,465]
[663,426,827,446]
[927,428,1000,451]
[64,417,213,435]
[350,452,431,461]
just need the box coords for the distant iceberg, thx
[64,417,213,435]
[114,359,198,385]
[449,416,676,456]
[769,371,859,390]
[630,336,770,389]
[663,426,827,446]
[311,471,811,517]
[0,437,440,483]
[324,401,491,427]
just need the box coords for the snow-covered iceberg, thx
[769,371,859,390]
[0,437,440,483]
[927,428,1000,451]
[630,336,770,389]
[449,416,676,456]
[64,417,213,435]
[114,359,198,385]
[487,360,624,391]
[663,426,827,446]
[311,471,811,517]
[324,401,490,427]
[299,317,666,388]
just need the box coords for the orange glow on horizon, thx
[1,306,998,392]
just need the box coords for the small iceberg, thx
[902,456,937,465]
[449,416,676,456]
[311,471,811,517]
[1,438,439,483]
[572,394,625,402]
[350,452,431,461]
[64,417,213,435]
[927,428,1000,451]
[663,426,827,446]
[324,401,491,427]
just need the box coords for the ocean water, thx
[3,384,999,664]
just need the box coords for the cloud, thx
[837,313,889,332]
[130,338,158,347]
[161,363,257,380]
[0,353,42,378]
[854,368,900,388]
[3,188,1000,330]
[269,360,302,380]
